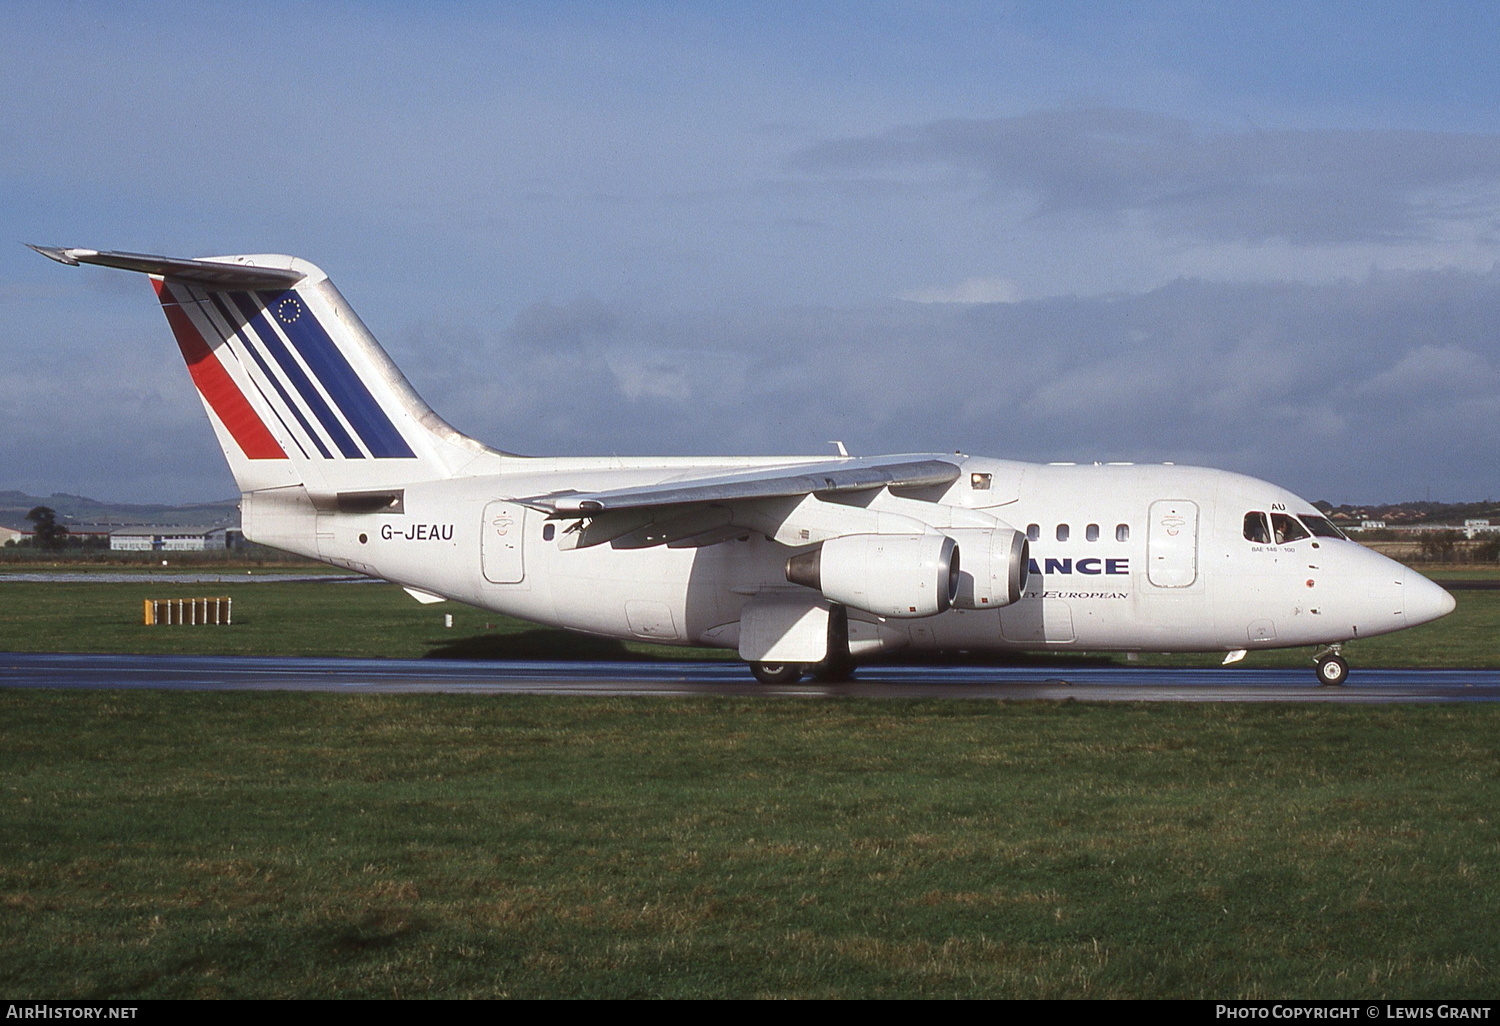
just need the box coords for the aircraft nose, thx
[1403,568,1457,627]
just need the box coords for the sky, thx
[2,0,1499,505]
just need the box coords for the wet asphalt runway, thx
[2,653,1499,702]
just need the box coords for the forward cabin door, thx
[1147,500,1198,588]
[481,501,527,584]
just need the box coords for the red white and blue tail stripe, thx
[155,280,417,462]
[29,246,505,494]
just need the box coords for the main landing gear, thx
[748,604,857,684]
[749,662,802,684]
[1313,644,1349,687]
[748,657,858,684]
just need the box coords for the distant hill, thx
[1316,498,1500,526]
[0,491,239,531]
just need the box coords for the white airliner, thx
[32,246,1456,685]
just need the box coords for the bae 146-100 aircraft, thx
[32,245,1456,685]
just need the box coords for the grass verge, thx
[2,693,1497,998]
[1,577,1495,667]
[0,580,728,661]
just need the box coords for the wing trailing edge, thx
[524,456,962,515]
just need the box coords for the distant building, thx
[0,525,29,545]
[110,527,239,552]
[1463,519,1498,539]
[1359,520,1387,530]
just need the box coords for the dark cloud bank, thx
[6,109,1498,506]
[10,265,1488,507]
[400,265,1500,506]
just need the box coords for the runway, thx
[2,652,1499,702]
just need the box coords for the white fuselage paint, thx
[249,456,1450,657]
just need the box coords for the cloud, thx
[792,109,1500,247]
[506,297,618,347]
[9,248,1497,506]
[0,335,232,503]
[14,225,1500,510]
[384,265,1500,504]
[1356,344,1500,400]
[897,277,1021,304]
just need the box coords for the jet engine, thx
[785,533,959,618]
[949,528,1029,609]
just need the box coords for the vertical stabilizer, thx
[30,247,511,498]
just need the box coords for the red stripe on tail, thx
[157,284,287,460]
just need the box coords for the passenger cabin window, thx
[970,472,993,490]
[1301,514,1346,539]
[1270,512,1311,544]
[1116,523,1130,542]
[1086,523,1099,542]
[1244,512,1272,544]
[542,523,556,542]
[1056,524,1070,542]
[1027,524,1039,542]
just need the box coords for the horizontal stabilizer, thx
[27,245,306,288]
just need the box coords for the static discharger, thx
[143,597,232,626]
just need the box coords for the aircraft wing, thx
[523,455,961,515]
[519,456,963,550]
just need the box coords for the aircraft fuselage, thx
[252,456,1451,660]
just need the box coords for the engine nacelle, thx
[949,528,1029,609]
[785,533,959,618]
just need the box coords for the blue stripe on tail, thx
[228,292,367,459]
[258,291,417,459]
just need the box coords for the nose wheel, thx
[1314,647,1349,687]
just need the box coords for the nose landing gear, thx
[1313,644,1349,686]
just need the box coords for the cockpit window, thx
[1270,512,1311,544]
[1243,512,1271,544]
[1301,514,1346,539]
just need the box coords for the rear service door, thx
[481,502,527,584]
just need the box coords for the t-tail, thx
[29,246,511,554]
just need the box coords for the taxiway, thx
[2,653,1498,702]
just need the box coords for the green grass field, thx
[0,578,722,662]
[0,570,1495,667]
[2,693,1497,998]
[2,570,1497,998]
